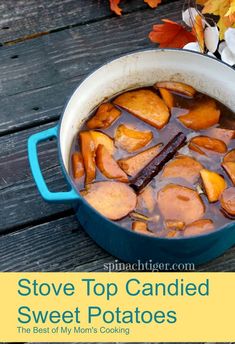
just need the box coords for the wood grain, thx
[0,0,147,44]
[0,122,71,232]
[0,0,184,134]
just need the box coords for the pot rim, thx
[57,47,235,241]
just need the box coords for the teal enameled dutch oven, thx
[28,49,235,265]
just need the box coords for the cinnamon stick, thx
[130,132,186,193]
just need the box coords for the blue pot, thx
[28,49,235,265]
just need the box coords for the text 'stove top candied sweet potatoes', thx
[70,81,235,238]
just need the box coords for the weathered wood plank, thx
[0,0,184,134]
[0,122,72,232]
[0,215,110,272]
[0,214,234,271]
[0,0,148,44]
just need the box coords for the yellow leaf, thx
[201,0,232,39]
[193,14,205,52]
[226,0,235,15]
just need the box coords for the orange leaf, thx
[196,0,208,5]
[193,14,205,52]
[109,0,122,15]
[149,19,196,48]
[144,0,162,8]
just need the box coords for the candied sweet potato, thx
[189,136,227,155]
[223,150,235,184]
[90,130,115,155]
[113,89,170,129]
[220,187,235,216]
[82,181,137,220]
[206,128,235,145]
[184,219,214,237]
[72,152,84,180]
[132,221,153,235]
[223,149,235,163]
[137,186,155,213]
[155,81,196,97]
[86,102,121,129]
[80,131,96,185]
[114,124,153,152]
[200,169,227,202]
[165,220,185,231]
[118,144,162,177]
[222,162,235,185]
[166,230,179,238]
[157,184,205,224]
[178,98,220,130]
[159,88,174,109]
[162,155,203,183]
[188,142,207,156]
[96,144,128,182]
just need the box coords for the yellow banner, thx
[0,272,234,342]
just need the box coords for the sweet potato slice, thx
[80,131,96,185]
[96,145,128,182]
[155,81,196,97]
[72,152,84,180]
[114,124,153,152]
[184,219,214,237]
[113,89,170,129]
[188,142,207,156]
[200,169,227,202]
[189,136,227,155]
[178,98,220,130]
[222,162,235,185]
[86,102,121,129]
[165,220,185,231]
[162,155,203,183]
[82,181,137,220]
[157,184,205,224]
[137,186,155,213]
[220,187,235,216]
[223,149,235,163]
[90,130,115,155]
[132,221,153,235]
[166,230,178,238]
[223,149,235,185]
[118,144,162,177]
[159,88,174,109]
[206,128,235,145]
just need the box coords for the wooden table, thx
[0,0,234,272]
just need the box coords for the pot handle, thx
[28,126,80,203]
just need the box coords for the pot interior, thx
[60,49,235,171]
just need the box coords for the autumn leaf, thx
[149,19,196,48]
[196,0,208,5]
[144,0,162,8]
[109,0,162,15]
[200,0,235,39]
[193,14,205,52]
[109,0,122,15]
